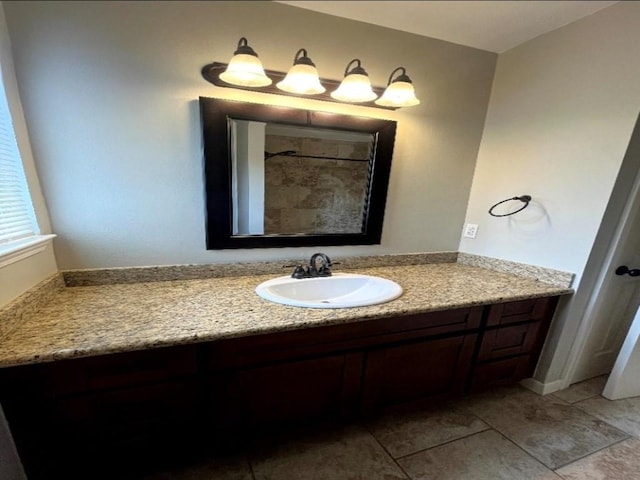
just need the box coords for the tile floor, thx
[142,376,640,480]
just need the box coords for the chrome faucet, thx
[286,253,335,279]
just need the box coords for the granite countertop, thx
[0,263,573,368]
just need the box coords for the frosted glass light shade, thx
[375,81,420,107]
[277,64,325,94]
[219,53,272,87]
[331,74,377,103]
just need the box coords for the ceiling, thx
[276,1,619,53]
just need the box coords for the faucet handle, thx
[321,261,342,276]
[283,264,309,279]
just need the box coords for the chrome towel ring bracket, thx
[488,195,532,217]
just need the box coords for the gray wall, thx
[461,1,640,285]
[3,0,496,269]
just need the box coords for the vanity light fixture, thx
[219,37,272,87]
[330,59,378,103]
[276,49,326,95]
[375,67,421,107]
[202,39,421,109]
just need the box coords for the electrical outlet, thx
[464,223,478,238]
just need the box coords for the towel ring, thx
[488,195,532,217]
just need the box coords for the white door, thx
[571,120,640,384]
[603,305,640,399]
[572,247,640,382]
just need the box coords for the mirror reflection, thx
[231,121,374,236]
[200,97,397,249]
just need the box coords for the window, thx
[0,69,37,244]
[0,61,53,267]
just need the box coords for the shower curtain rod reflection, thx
[264,150,368,162]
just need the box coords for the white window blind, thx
[0,68,37,244]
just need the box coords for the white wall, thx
[3,0,496,270]
[461,1,640,386]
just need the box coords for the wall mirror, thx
[200,97,397,249]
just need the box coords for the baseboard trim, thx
[519,378,565,396]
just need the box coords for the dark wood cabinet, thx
[361,333,478,412]
[470,354,535,392]
[209,353,361,434]
[469,296,559,392]
[45,345,198,395]
[0,346,201,479]
[204,305,484,434]
[477,321,545,361]
[0,297,560,478]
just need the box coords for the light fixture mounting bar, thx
[201,62,397,110]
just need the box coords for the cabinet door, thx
[53,380,199,437]
[361,334,477,412]
[0,347,201,480]
[50,380,200,478]
[209,352,363,433]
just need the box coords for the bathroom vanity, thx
[0,262,571,478]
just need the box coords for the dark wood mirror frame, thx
[200,97,397,249]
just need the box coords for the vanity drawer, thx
[469,355,534,392]
[207,306,483,370]
[477,321,545,361]
[45,345,198,396]
[486,297,557,327]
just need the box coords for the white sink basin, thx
[255,273,403,309]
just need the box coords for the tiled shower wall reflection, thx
[264,135,372,234]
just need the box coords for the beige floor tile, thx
[551,376,608,404]
[250,424,408,480]
[134,383,640,479]
[463,386,629,469]
[397,429,561,480]
[556,437,640,480]
[366,400,489,458]
[575,394,640,437]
